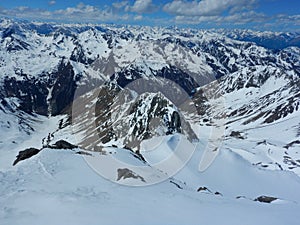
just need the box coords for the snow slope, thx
[1,115,300,225]
[191,65,300,176]
[2,109,300,223]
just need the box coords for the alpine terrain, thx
[1,18,300,225]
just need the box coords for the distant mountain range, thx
[0,17,300,176]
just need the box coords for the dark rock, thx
[2,60,78,116]
[48,61,77,116]
[192,89,210,116]
[58,118,69,130]
[229,131,245,139]
[117,168,145,182]
[124,148,147,163]
[170,180,183,189]
[197,186,212,193]
[156,66,199,96]
[283,155,300,167]
[70,44,93,64]
[284,140,300,149]
[254,195,278,203]
[236,196,247,199]
[263,93,300,124]
[3,76,49,115]
[257,140,268,145]
[94,82,121,145]
[13,148,41,166]
[111,65,199,96]
[50,140,78,149]
[76,151,92,156]
[167,111,182,135]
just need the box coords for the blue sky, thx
[0,0,299,31]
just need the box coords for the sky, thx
[0,0,299,31]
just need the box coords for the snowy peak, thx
[126,92,184,138]
[72,82,197,152]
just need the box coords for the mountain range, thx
[1,18,300,225]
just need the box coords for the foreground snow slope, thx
[1,116,300,225]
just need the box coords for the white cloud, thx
[56,3,99,15]
[163,0,257,17]
[223,11,268,24]
[112,1,129,10]
[48,1,56,6]
[174,10,269,25]
[276,14,300,25]
[128,0,157,14]
[134,15,143,21]
[52,3,130,22]
[0,3,130,23]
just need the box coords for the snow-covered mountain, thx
[1,18,300,224]
[1,18,299,119]
[192,65,300,174]
[219,29,300,50]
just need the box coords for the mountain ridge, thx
[0,18,300,175]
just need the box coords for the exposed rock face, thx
[254,196,278,203]
[49,140,78,150]
[229,131,245,139]
[76,151,92,156]
[13,148,40,166]
[70,43,94,65]
[3,75,49,115]
[197,186,212,193]
[111,64,199,95]
[48,61,78,116]
[2,60,78,116]
[1,23,30,52]
[117,168,145,182]
[284,140,300,149]
[126,92,182,138]
[93,83,197,151]
[94,83,122,145]
[12,141,84,166]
